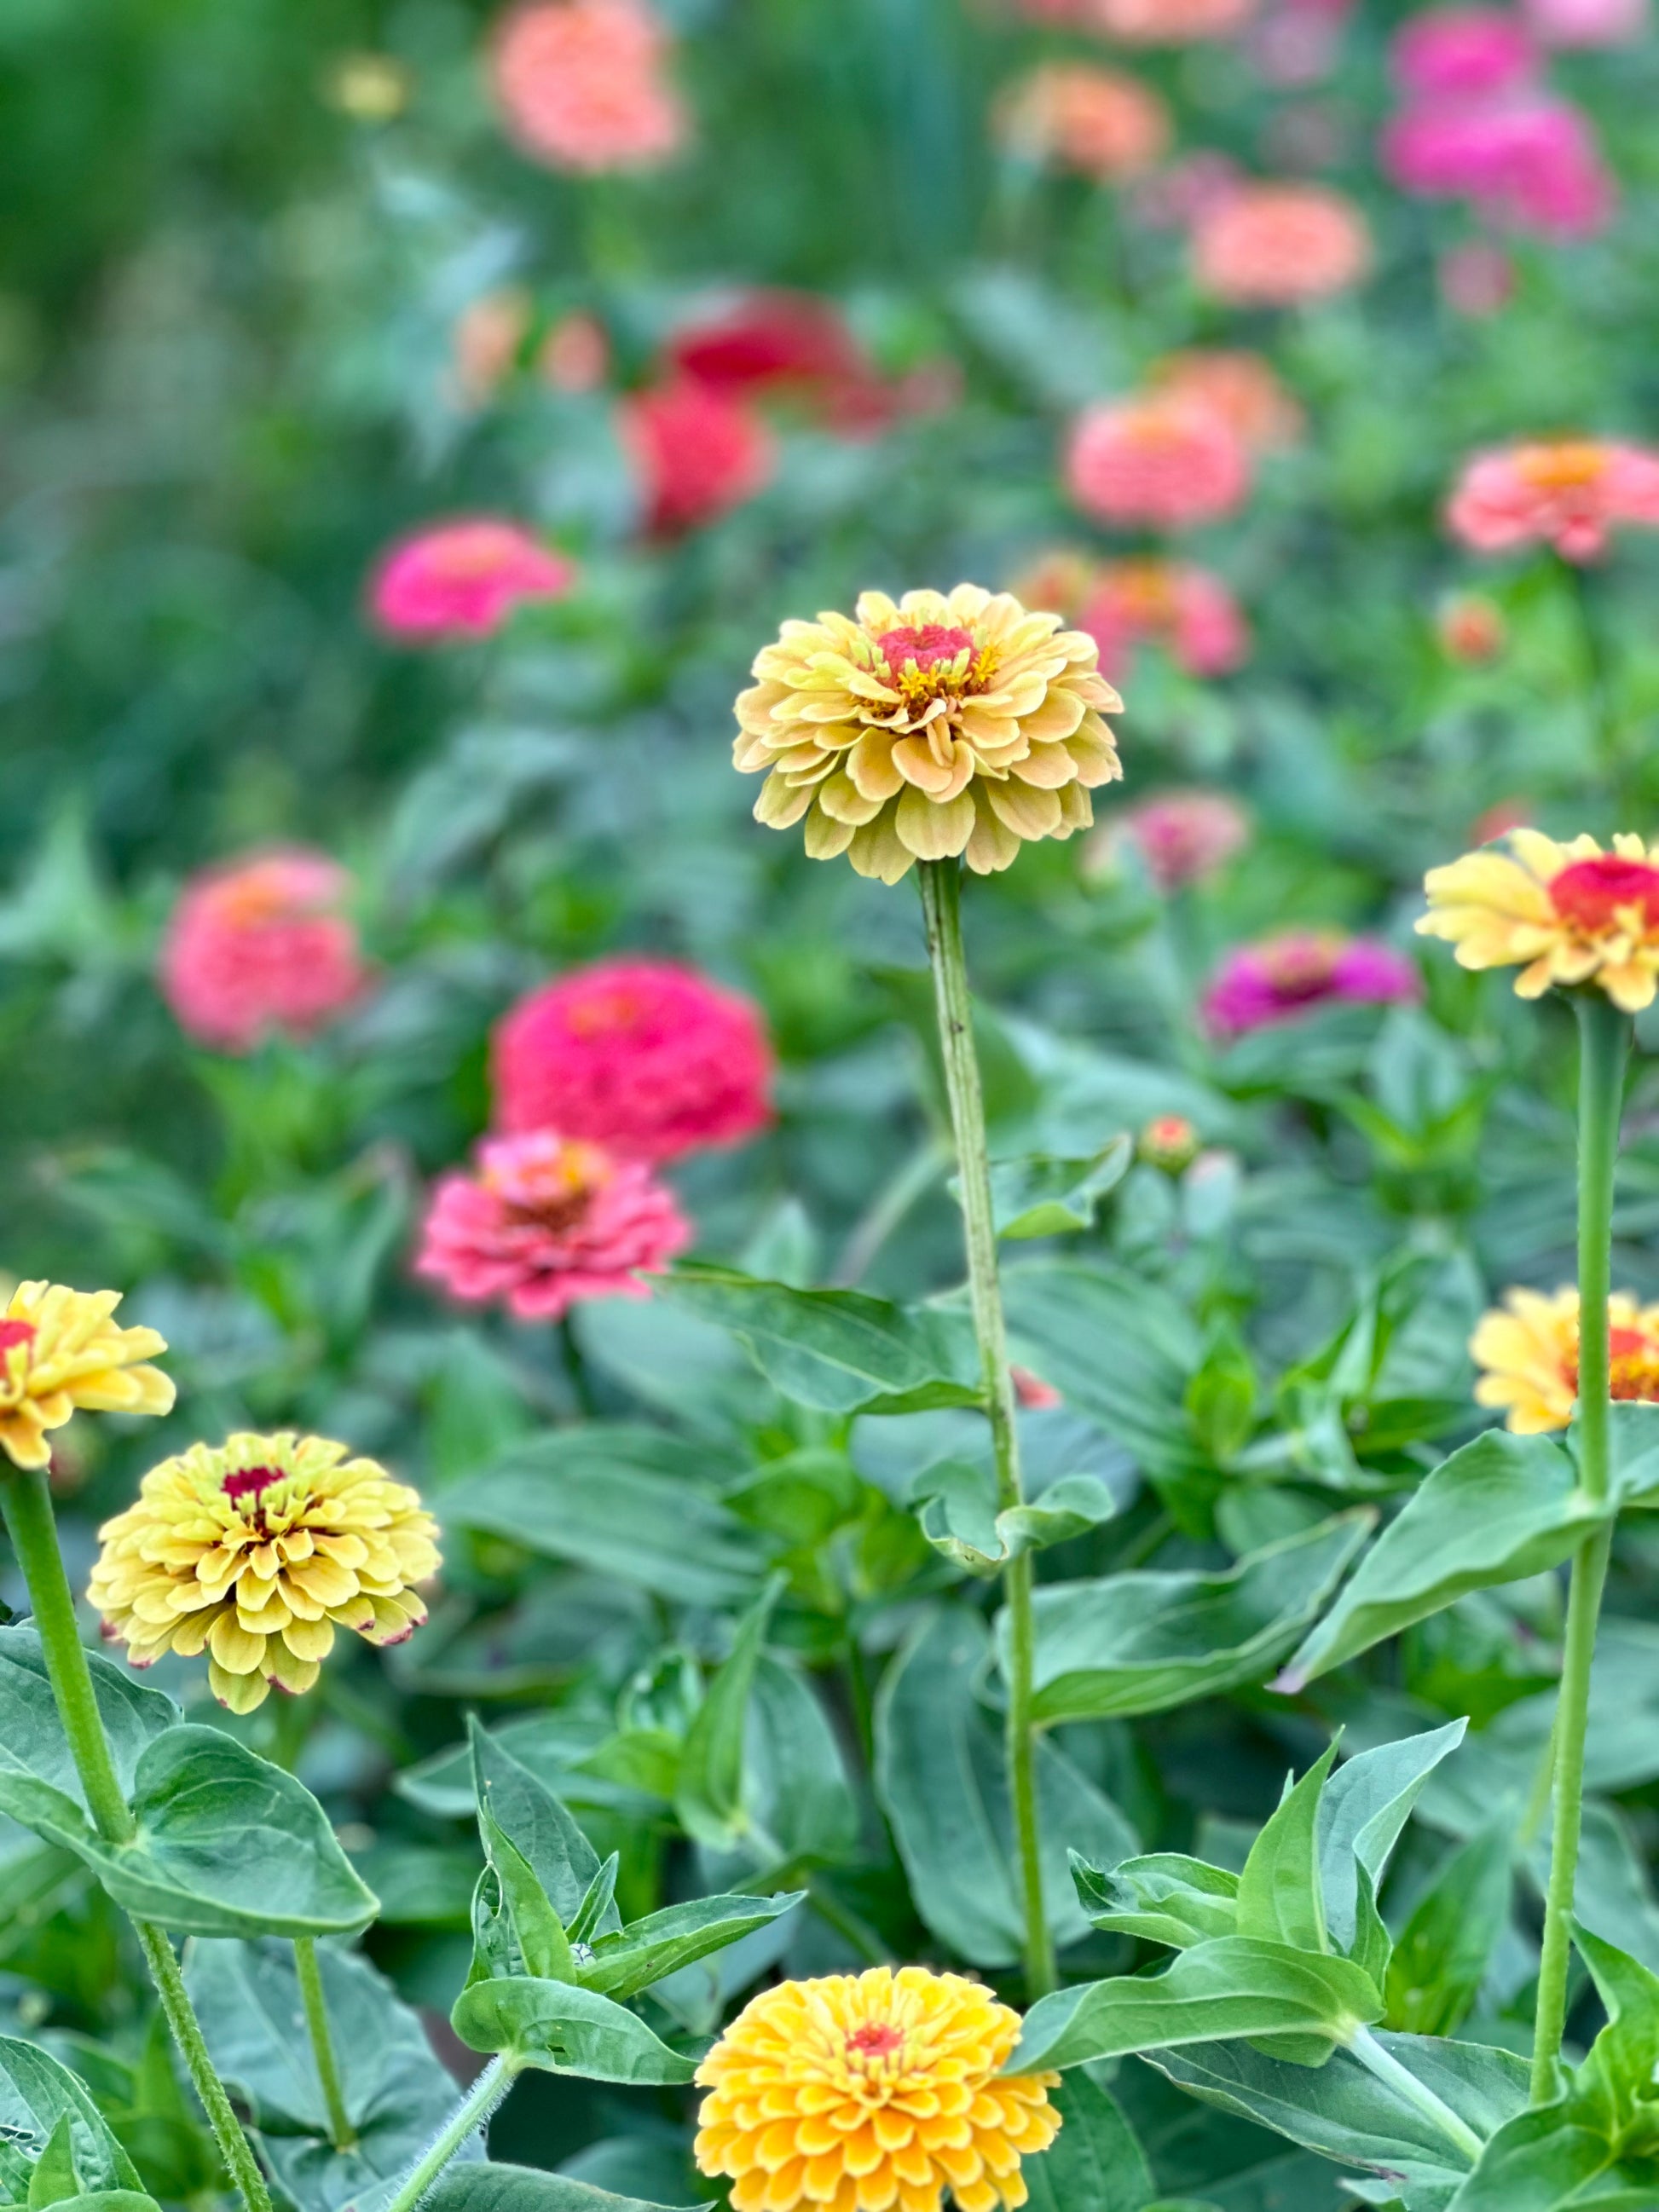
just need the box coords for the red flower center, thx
[0,1320,37,1356]
[878,625,976,681]
[223,1464,282,1503]
[1547,855,1659,934]
[845,2022,905,2061]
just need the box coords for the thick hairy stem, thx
[293,1937,357,2151]
[917,859,1054,2000]
[381,2056,516,2212]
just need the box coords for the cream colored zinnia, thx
[1473,1285,1659,1434]
[734,586,1123,885]
[1418,830,1659,1010]
[0,1283,173,1472]
[90,1430,439,1713]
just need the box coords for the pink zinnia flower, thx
[415,1131,690,1322]
[370,519,575,641]
[540,311,612,392]
[1384,98,1614,236]
[492,958,774,1162]
[489,0,687,174]
[1113,789,1252,888]
[1078,560,1251,680]
[1203,931,1422,1037]
[1438,592,1509,661]
[1066,396,1251,530]
[1391,8,1536,99]
[1150,350,1303,451]
[1192,183,1372,305]
[1447,440,1659,562]
[1438,240,1515,316]
[1524,0,1648,43]
[993,64,1172,182]
[1091,0,1258,39]
[161,849,369,1054]
[620,378,775,535]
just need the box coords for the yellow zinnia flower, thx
[693,1965,1061,2212]
[89,1431,440,1713]
[1417,830,1659,1011]
[1472,1285,1659,1434]
[0,1282,174,1472]
[734,585,1123,885]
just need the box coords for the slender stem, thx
[382,2055,515,2212]
[559,1314,597,1419]
[0,1468,275,2212]
[293,1938,357,2151]
[1530,992,1631,2105]
[1350,2027,1484,2163]
[917,859,1054,2001]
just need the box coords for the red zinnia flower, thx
[620,378,776,534]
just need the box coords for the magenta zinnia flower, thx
[620,378,775,536]
[1391,8,1536,100]
[415,1131,690,1321]
[1203,930,1421,1037]
[370,519,575,640]
[161,849,369,1053]
[492,958,775,1163]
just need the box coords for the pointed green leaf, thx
[424,2160,706,2212]
[26,2117,80,2211]
[0,2039,143,2203]
[1384,1828,1514,2038]
[957,1138,1131,1241]
[480,1804,576,1984]
[1071,1851,1240,1952]
[1020,2071,1157,2212]
[674,1580,782,1849]
[916,1461,1116,1575]
[1317,1723,1470,1955]
[569,1857,621,1949]
[471,1719,616,1936]
[579,1892,804,2003]
[450,1977,697,2083]
[1237,1745,1339,1955]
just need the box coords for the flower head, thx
[161,848,369,1053]
[493,959,774,1160]
[1419,830,1659,1011]
[1192,182,1372,304]
[489,0,687,172]
[450,290,534,408]
[1437,592,1508,662]
[89,1432,438,1713]
[694,1966,1061,2212]
[1066,396,1251,530]
[1473,1286,1659,1433]
[1150,349,1304,450]
[1106,788,1251,887]
[1093,0,1257,38]
[1524,0,1648,43]
[1139,1112,1201,1170]
[370,519,575,640]
[993,64,1171,181]
[1391,8,1536,99]
[734,585,1122,885]
[1078,560,1250,680]
[1446,440,1659,563]
[1204,930,1422,1037]
[621,378,775,534]
[415,1130,691,1321]
[1383,98,1614,235]
[0,1285,173,1473]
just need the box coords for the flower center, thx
[1517,442,1607,494]
[1547,855,1659,935]
[1571,1326,1659,1405]
[0,1320,37,1357]
[845,2021,906,2063]
[1111,561,1181,627]
[485,1139,611,1229]
[876,624,994,710]
[223,1464,282,1504]
[565,988,644,1037]
[1257,933,1343,1001]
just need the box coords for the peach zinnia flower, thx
[489,0,687,173]
[1419,831,1659,1011]
[1150,349,1303,451]
[1078,559,1250,679]
[0,1284,173,1472]
[90,1431,439,1714]
[1446,440,1659,563]
[693,1967,1061,2212]
[161,848,369,1054]
[492,958,775,1162]
[371,519,575,640]
[1192,183,1372,304]
[1093,0,1257,38]
[734,585,1122,884]
[994,64,1171,182]
[1204,930,1421,1037]
[621,378,775,535]
[1066,396,1251,529]
[1473,1286,1659,1434]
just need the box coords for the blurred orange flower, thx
[1193,182,1372,304]
[490,0,687,173]
[1151,349,1303,450]
[994,63,1171,180]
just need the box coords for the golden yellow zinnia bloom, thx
[1418,830,1659,1011]
[0,1282,173,1472]
[693,1965,1061,2212]
[734,586,1123,885]
[1472,1285,1659,1434]
[89,1431,439,1713]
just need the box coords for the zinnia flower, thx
[0,1285,174,1473]
[1192,183,1372,304]
[733,585,1123,885]
[1078,560,1250,679]
[993,64,1171,182]
[450,290,533,408]
[1418,830,1659,1011]
[693,1966,1061,2212]
[621,378,775,534]
[1437,592,1508,662]
[1106,788,1251,887]
[1524,0,1648,43]
[1150,349,1303,450]
[1204,930,1421,1037]
[1446,440,1659,563]
[414,1130,690,1321]
[1003,548,1100,626]
[370,519,575,640]
[89,1432,439,1715]
[160,848,369,1054]
[1391,8,1536,98]
[1139,1112,1201,1170]
[540,310,612,391]
[667,291,866,400]
[492,958,774,1161]
[489,0,687,172]
[1093,0,1257,38]
[1066,396,1251,530]
[1011,1366,1063,1410]
[1383,98,1615,235]
[1473,1286,1659,1434]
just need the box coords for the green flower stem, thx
[383,2055,516,2212]
[1350,2027,1483,2163]
[293,1937,357,2151]
[0,1466,275,2212]
[917,858,1055,2001]
[1530,990,1632,2105]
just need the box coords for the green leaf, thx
[730,1656,859,1874]
[1185,1322,1259,1467]
[1013,1515,1372,1724]
[916,1460,1117,1575]
[674,1580,782,1849]
[471,1719,615,1936]
[0,1626,176,1810]
[579,1892,804,2002]
[27,2117,81,2210]
[1020,2071,1158,2212]
[957,1138,1131,1240]
[1277,1431,1605,1690]
[0,2038,143,2204]
[479,1804,575,1984]
[1012,1939,1384,2072]
[569,1857,621,1949]
[1072,1851,1240,1952]
[1384,1827,1514,2038]
[1317,1723,1470,1955]
[449,1977,697,2083]
[424,2160,705,2212]
[1236,1744,1339,1955]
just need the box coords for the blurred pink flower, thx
[1129,151,1244,232]
[493,957,775,1162]
[1091,0,1258,39]
[1471,795,1534,842]
[489,0,687,173]
[540,310,612,391]
[1523,0,1648,42]
[662,289,933,437]
[1248,0,1349,84]
[1391,8,1536,98]
[1192,183,1372,303]
[1384,97,1615,235]
[1012,1366,1063,1410]
[1438,240,1516,315]
[1204,931,1422,1037]
[415,1130,690,1321]
[620,378,775,534]
[1066,396,1251,529]
[1438,592,1509,661]
[1078,561,1251,679]
[1114,789,1252,887]
[449,290,533,408]
[161,850,369,1054]
[994,64,1171,182]
[1447,439,1659,561]
[370,519,575,640]
[1151,349,1303,450]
